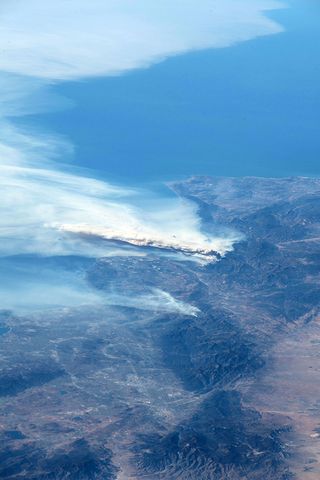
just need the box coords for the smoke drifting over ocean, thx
[0,0,283,80]
[1,154,240,260]
[0,0,284,312]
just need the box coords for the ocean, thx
[21,0,320,184]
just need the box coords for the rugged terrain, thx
[0,176,319,479]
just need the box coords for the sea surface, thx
[24,0,320,184]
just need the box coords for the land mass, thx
[0,176,319,479]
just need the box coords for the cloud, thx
[0,0,284,80]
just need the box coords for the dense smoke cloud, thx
[0,0,284,80]
[0,0,283,311]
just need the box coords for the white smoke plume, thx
[0,0,283,311]
[0,0,284,80]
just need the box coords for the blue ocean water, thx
[27,0,320,183]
